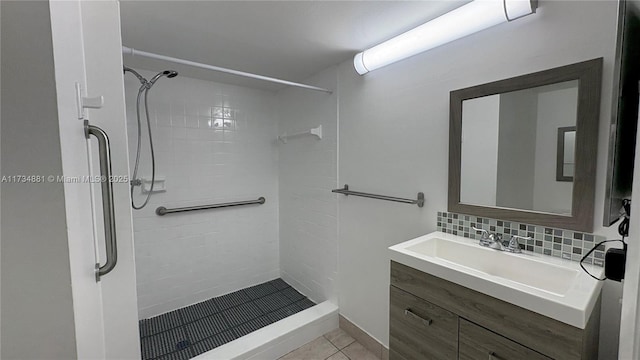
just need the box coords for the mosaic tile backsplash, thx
[437,211,606,267]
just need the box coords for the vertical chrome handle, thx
[85,120,117,281]
[404,308,432,327]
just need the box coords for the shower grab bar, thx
[85,120,118,281]
[156,197,266,216]
[332,184,425,208]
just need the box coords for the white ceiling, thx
[120,1,466,91]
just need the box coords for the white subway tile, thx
[126,71,279,318]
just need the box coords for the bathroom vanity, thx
[388,232,603,360]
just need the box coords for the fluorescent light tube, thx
[354,0,537,75]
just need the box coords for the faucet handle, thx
[507,235,531,253]
[472,226,490,240]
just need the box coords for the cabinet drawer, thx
[389,286,458,360]
[459,319,551,360]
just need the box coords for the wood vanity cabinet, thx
[389,261,600,360]
[389,286,458,360]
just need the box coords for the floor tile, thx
[324,328,355,350]
[255,291,295,313]
[326,352,349,360]
[381,347,389,360]
[342,342,379,360]
[184,313,229,343]
[339,316,381,358]
[279,336,339,360]
[223,301,264,327]
[139,310,182,337]
[180,299,219,324]
[140,327,189,359]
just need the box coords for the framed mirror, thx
[448,58,603,232]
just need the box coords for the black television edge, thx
[604,0,640,227]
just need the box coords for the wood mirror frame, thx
[448,58,603,232]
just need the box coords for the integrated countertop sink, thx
[389,231,603,329]
[405,237,580,296]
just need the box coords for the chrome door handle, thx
[404,308,432,327]
[85,120,117,281]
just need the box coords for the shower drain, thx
[175,340,191,351]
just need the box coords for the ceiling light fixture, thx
[353,0,537,75]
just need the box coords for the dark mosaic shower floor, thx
[139,278,316,360]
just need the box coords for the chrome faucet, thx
[472,226,503,250]
[505,235,529,253]
[472,226,529,254]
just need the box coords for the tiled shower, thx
[124,68,338,357]
[125,71,281,319]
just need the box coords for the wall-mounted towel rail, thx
[279,125,322,143]
[156,197,266,216]
[332,184,424,208]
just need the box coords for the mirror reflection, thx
[557,126,576,181]
[459,80,579,215]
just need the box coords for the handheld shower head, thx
[149,70,178,86]
[126,66,176,210]
[124,67,178,88]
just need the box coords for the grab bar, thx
[85,120,118,281]
[156,197,266,216]
[332,184,424,208]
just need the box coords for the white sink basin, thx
[406,238,580,296]
[389,232,603,329]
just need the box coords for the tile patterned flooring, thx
[279,328,380,360]
[139,278,315,360]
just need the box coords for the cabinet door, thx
[459,319,551,360]
[389,286,458,360]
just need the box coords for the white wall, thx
[460,95,500,206]
[1,1,77,357]
[125,72,280,318]
[336,1,621,358]
[276,66,339,304]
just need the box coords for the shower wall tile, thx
[125,71,280,319]
[277,66,339,304]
